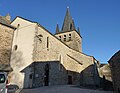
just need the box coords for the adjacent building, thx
[108,50,120,93]
[0,14,15,71]
[9,8,100,88]
[99,64,113,90]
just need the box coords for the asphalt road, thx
[15,85,113,93]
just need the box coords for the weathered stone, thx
[9,8,100,89]
[108,50,120,93]
[0,16,14,71]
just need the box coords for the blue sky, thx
[0,0,120,63]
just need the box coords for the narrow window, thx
[47,37,49,48]
[69,34,71,40]
[64,38,66,41]
[64,35,66,41]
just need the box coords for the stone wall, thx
[55,31,82,52]
[99,64,113,90]
[109,50,120,93]
[0,24,14,65]
[33,25,99,86]
[32,61,67,87]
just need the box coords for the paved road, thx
[15,85,113,93]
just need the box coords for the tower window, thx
[69,37,71,41]
[64,35,66,37]
[64,35,66,41]
[64,38,66,41]
[59,36,61,40]
[69,34,71,40]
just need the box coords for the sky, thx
[0,0,120,63]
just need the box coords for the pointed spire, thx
[71,19,76,30]
[61,7,76,32]
[56,24,59,34]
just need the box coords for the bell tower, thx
[55,7,82,52]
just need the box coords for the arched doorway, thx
[68,75,73,84]
[44,64,49,86]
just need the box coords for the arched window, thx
[14,45,18,51]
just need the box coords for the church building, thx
[9,8,100,88]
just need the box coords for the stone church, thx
[9,8,100,88]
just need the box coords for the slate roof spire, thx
[61,7,76,32]
[56,24,59,34]
[71,19,76,30]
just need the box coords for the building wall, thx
[34,26,93,72]
[32,61,67,87]
[0,24,14,65]
[10,17,37,88]
[33,25,98,86]
[99,64,113,90]
[10,17,99,88]
[109,51,120,93]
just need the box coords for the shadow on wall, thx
[80,63,113,91]
[20,61,81,88]
[10,60,113,91]
[9,50,24,89]
[80,64,100,88]
[10,51,23,67]
[20,61,101,89]
[99,76,113,91]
